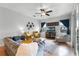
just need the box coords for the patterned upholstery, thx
[4,37,19,56]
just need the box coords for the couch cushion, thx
[12,36,21,41]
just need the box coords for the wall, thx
[0,7,40,43]
[40,13,71,38]
[76,4,79,55]
[40,13,71,22]
[0,6,72,43]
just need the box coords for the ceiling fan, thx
[34,8,52,17]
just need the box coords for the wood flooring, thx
[0,46,8,56]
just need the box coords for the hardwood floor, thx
[0,40,74,56]
[0,46,8,56]
[43,40,75,56]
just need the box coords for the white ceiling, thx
[0,3,74,19]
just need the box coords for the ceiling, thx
[0,3,74,19]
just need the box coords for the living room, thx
[0,3,77,56]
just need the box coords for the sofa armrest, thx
[4,37,19,56]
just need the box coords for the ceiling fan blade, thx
[40,9,45,11]
[46,10,52,13]
[35,13,41,14]
[33,15,36,17]
[46,13,50,16]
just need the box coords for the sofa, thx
[4,36,58,56]
[3,37,45,56]
[4,37,19,56]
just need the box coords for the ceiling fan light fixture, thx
[42,12,46,16]
[34,4,52,17]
